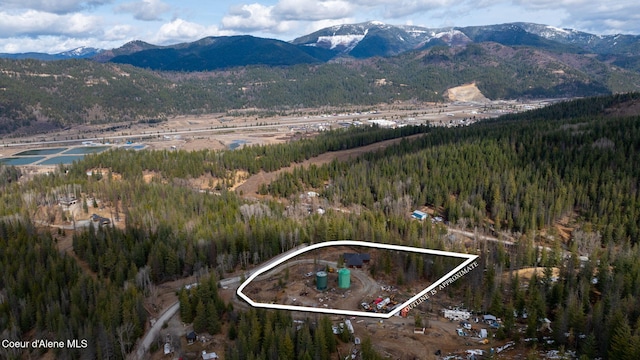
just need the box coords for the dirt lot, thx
[241,246,407,313]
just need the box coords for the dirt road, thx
[235,133,426,195]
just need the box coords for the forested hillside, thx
[258,94,640,358]
[1,94,640,358]
[266,93,640,242]
[0,220,146,360]
[3,40,640,135]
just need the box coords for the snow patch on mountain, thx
[434,29,464,39]
[404,29,431,38]
[317,35,365,50]
[60,46,101,58]
[546,25,570,35]
[533,25,574,40]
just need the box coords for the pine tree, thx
[206,302,221,335]
[609,320,633,360]
[193,300,207,333]
[278,331,294,360]
[179,289,193,323]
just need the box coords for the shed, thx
[186,331,197,344]
[411,210,428,220]
[345,319,354,334]
[202,350,219,359]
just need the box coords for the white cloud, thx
[103,24,136,41]
[115,0,171,21]
[0,0,111,14]
[0,33,131,53]
[218,0,469,35]
[221,1,360,35]
[0,10,103,37]
[273,0,355,21]
[221,3,278,32]
[153,18,232,44]
[513,0,640,34]
[2,0,640,53]
[513,0,588,10]
[303,18,358,34]
[380,0,459,19]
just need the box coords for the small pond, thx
[62,146,110,155]
[0,157,45,165]
[228,140,248,150]
[39,155,85,165]
[13,148,67,156]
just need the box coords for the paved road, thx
[129,229,552,359]
[3,121,335,148]
[135,301,180,360]
[219,243,309,287]
[130,244,309,358]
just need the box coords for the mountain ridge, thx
[2,21,639,65]
[1,21,640,136]
[0,46,103,61]
[96,21,640,71]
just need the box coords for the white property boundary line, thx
[236,240,479,319]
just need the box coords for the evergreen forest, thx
[1,93,640,359]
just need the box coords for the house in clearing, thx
[186,331,197,345]
[58,196,77,207]
[343,253,371,268]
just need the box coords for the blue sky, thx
[1,0,639,53]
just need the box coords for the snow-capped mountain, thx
[291,21,472,58]
[2,21,639,65]
[514,22,640,55]
[58,46,102,58]
[0,47,102,60]
[292,21,640,59]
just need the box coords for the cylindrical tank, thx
[338,268,351,289]
[316,271,328,290]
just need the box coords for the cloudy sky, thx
[1,0,639,53]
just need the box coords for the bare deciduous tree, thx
[116,322,135,360]
[572,229,601,257]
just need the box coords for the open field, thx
[0,99,554,156]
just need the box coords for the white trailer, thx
[345,319,354,334]
[443,309,471,321]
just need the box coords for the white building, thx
[443,309,471,321]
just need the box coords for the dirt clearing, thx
[235,133,426,196]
